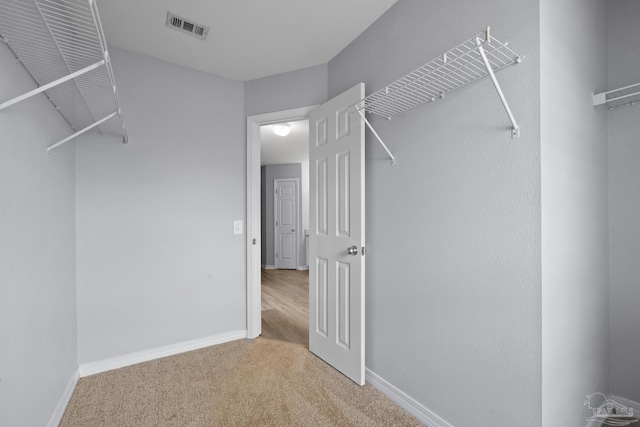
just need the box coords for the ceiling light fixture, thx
[272,123,291,137]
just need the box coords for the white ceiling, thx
[261,120,308,166]
[97,0,398,81]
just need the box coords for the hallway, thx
[261,268,309,346]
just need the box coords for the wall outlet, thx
[233,220,243,235]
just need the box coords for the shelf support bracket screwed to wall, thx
[356,108,396,165]
[475,31,521,138]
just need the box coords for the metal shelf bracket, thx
[475,31,521,138]
[355,108,396,166]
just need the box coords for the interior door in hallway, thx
[274,178,299,270]
[309,83,365,385]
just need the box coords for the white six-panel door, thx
[309,83,365,385]
[274,179,298,270]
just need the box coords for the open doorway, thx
[247,84,366,384]
[259,120,310,344]
[246,106,316,340]
[260,120,308,271]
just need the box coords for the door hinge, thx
[276,220,278,226]
[276,252,278,258]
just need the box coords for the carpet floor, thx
[60,270,419,426]
[60,338,418,426]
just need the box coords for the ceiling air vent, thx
[166,12,209,40]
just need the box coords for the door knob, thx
[347,245,358,256]
[292,228,295,232]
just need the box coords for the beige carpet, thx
[60,336,419,426]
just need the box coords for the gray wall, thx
[75,48,246,363]
[244,64,327,117]
[0,43,78,425]
[540,0,610,424]
[261,163,303,268]
[328,1,541,425]
[608,0,640,404]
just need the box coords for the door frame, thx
[274,178,300,270]
[246,105,317,339]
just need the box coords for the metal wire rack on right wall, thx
[352,27,524,165]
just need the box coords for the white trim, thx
[47,368,79,427]
[246,105,318,340]
[365,368,453,427]
[79,330,246,377]
[262,264,306,270]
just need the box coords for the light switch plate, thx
[233,220,243,235]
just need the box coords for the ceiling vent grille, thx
[166,12,209,40]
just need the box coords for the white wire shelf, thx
[0,0,127,152]
[593,82,640,111]
[356,28,522,119]
[352,27,524,165]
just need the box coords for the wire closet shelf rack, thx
[0,0,127,152]
[352,27,523,165]
[593,82,640,111]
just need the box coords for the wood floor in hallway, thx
[261,268,309,346]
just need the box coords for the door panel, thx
[316,257,329,338]
[337,261,351,349]
[309,83,365,385]
[337,151,351,237]
[316,159,328,236]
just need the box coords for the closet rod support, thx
[89,0,129,144]
[0,59,105,112]
[48,111,117,153]
[356,109,396,165]
[476,38,520,138]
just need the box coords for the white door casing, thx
[246,106,316,339]
[309,83,365,385]
[274,178,299,270]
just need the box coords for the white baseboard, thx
[365,368,453,427]
[47,368,79,427]
[79,330,247,378]
[262,264,308,271]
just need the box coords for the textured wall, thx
[0,43,78,426]
[76,48,246,363]
[541,0,609,424]
[244,64,327,117]
[608,0,640,405]
[328,0,541,425]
